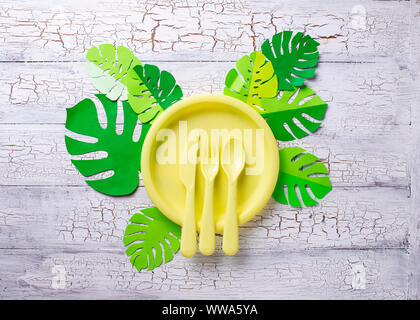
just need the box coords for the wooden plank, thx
[0,186,409,250]
[0,247,409,299]
[0,123,410,188]
[0,0,415,62]
[0,59,411,127]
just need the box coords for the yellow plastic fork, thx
[199,145,219,255]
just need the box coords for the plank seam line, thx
[0,60,377,64]
[0,185,410,190]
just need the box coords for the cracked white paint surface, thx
[0,0,414,62]
[0,0,419,299]
[2,249,408,299]
[0,186,409,249]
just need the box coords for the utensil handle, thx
[181,186,197,257]
[199,180,215,255]
[223,179,238,255]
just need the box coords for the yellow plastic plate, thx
[141,94,279,233]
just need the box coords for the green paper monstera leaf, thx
[261,86,327,141]
[224,51,277,111]
[124,207,181,272]
[86,44,142,101]
[273,147,332,207]
[126,64,183,124]
[65,94,146,196]
[261,31,319,91]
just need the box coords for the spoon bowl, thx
[221,138,245,180]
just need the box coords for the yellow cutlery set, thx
[180,136,245,256]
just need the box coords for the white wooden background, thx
[0,0,419,300]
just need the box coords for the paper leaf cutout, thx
[272,147,332,207]
[138,122,151,172]
[124,207,181,272]
[126,64,183,124]
[261,31,319,91]
[224,51,277,111]
[86,44,141,101]
[260,86,327,141]
[65,94,144,196]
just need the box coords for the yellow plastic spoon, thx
[221,138,245,255]
[199,145,219,255]
[179,141,199,257]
